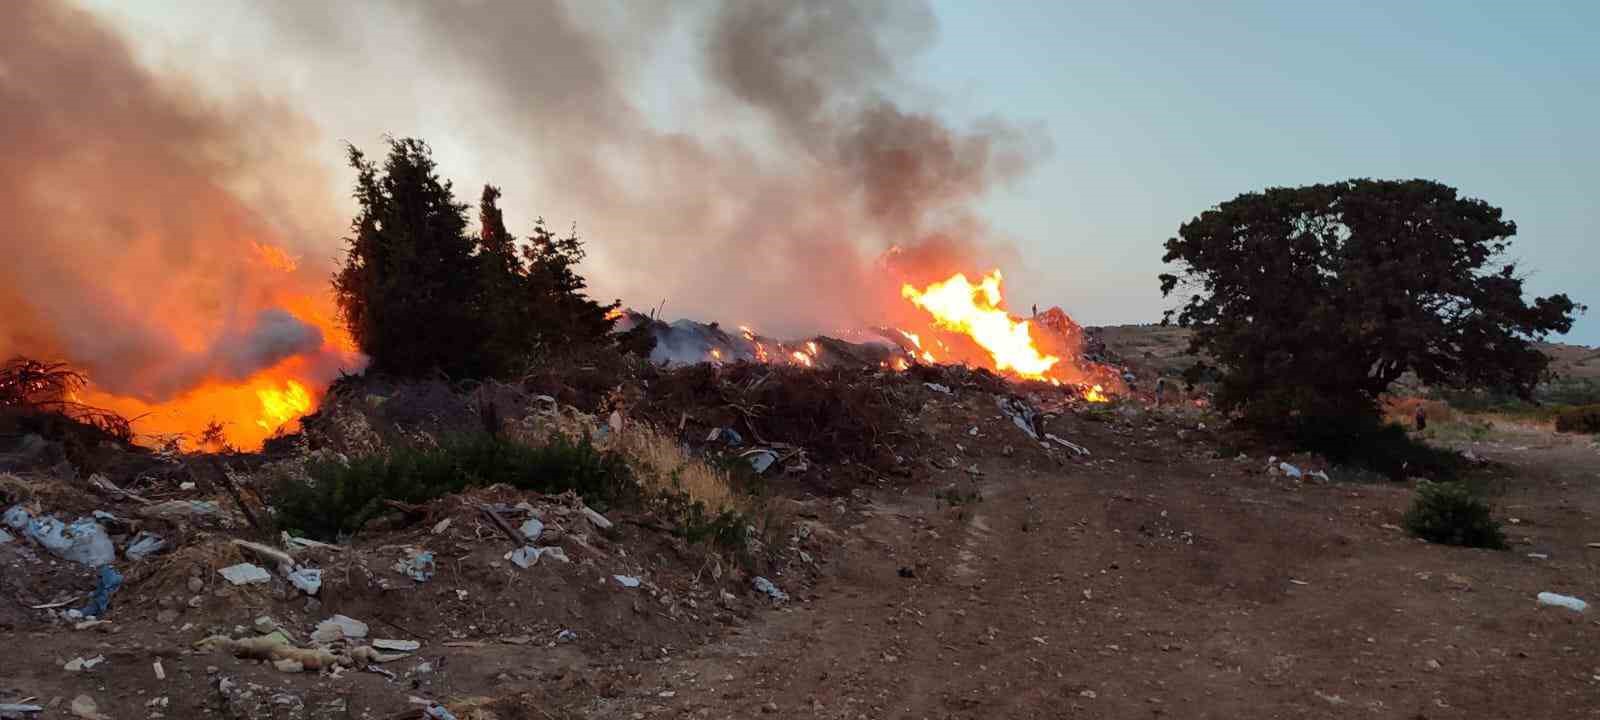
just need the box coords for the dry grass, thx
[607,423,739,514]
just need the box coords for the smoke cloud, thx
[261,0,1046,335]
[0,0,349,401]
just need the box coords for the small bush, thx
[1554,405,1600,435]
[1287,414,1463,481]
[1402,480,1507,549]
[273,433,636,541]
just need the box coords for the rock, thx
[752,576,788,601]
[157,609,180,624]
[541,546,571,563]
[186,576,205,593]
[218,563,272,585]
[1424,659,1441,671]
[372,638,421,652]
[761,702,779,714]
[272,658,304,673]
[69,695,108,720]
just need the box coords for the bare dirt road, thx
[565,418,1600,719]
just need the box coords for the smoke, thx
[259,0,1045,336]
[0,0,350,401]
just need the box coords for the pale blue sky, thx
[90,0,1597,344]
[917,1,1596,343]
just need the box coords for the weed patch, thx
[1402,480,1507,549]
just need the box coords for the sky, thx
[81,0,1599,344]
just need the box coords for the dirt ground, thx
[6,385,1600,718]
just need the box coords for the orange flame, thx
[790,350,814,367]
[1085,384,1108,403]
[256,380,313,432]
[900,270,1060,379]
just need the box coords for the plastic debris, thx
[64,655,105,672]
[1537,592,1588,613]
[1310,470,1332,483]
[613,574,641,588]
[431,517,452,534]
[69,695,108,720]
[752,576,789,601]
[423,704,459,720]
[743,448,779,474]
[311,614,369,644]
[124,531,166,561]
[22,515,115,567]
[0,702,45,717]
[288,567,322,596]
[995,395,1041,440]
[1278,462,1304,479]
[923,382,953,395]
[218,563,272,585]
[507,546,541,568]
[519,517,545,542]
[372,638,420,652]
[77,566,123,618]
[705,427,744,446]
[1044,433,1091,457]
[393,549,435,582]
[581,506,613,531]
[136,500,223,521]
[0,528,13,544]
[3,505,31,530]
[555,629,578,643]
[541,546,571,563]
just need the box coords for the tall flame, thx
[900,271,1060,379]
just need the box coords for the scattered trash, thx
[218,563,272,585]
[1536,592,1588,613]
[68,694,108,720]
[281,533,344,553]
[581,507,613,531]
[613,574,641,588]
[743,448,779,474]
[422,703,459,720]
[0,702,44,717]
[995,395,1041,440]
[705,427,744,446]
[197,634,341,671]
[752,576,789,601]
[3,505,31,530]
[1288,579,1310,586]
[311,614,369,644]
[393,549,435,583]
[431,518,452,534]
[519,517,545,542]
[1044,433,1091,456]
[1527,552,1550,560]
[23,515,115,567]
[555,629,578,643]
[64,655,105,672]
[372,638,420,652]
[136,499,223,522]
[0,528,13,544]
[152,659,165,680]
[1278,462,1303,479]
[1309,470,1331,483]
[507,546,541,568]
[924,382,952,395]
[124,531,166,561]
[288,567,322,596]
[541,545,571,563]
[77,566,123,618]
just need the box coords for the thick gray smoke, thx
[261,0,1045,335]
[0,0,349,401]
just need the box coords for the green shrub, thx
[1287,414,1463,481]
[1402,480,1507,549]
[1554,404,1600,435]
[273,433,637,541]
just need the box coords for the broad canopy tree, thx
[1160,179,1582,423]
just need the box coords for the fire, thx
[605,307,624,321]
[1084,384,1108,403]
[256,380,313,431]
[791,350,814,367]
[901,271,1060,379]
